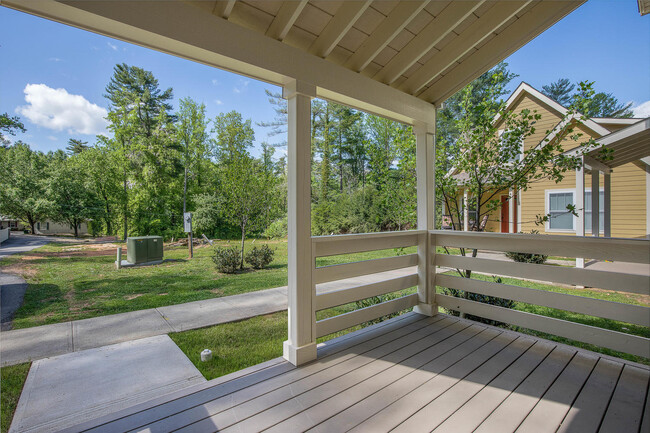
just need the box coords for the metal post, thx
[116,247,122,269]
[189,232,194,258]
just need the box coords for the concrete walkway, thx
[0,267,416,366]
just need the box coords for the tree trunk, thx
[73,221,79,238]
[122,174,128,241]
[183,166,188,214]
[240,223,246,269]
[28,217,35,235]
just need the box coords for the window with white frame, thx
[585,190,604,233]
[499,129,523,163]
[547,190,574,230]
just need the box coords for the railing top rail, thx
[430,230,650,264]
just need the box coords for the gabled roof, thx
[495,82,615,137]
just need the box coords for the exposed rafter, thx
[309,0,372,58]
[212,0,235,19]
[265,0,308,41]
[344,0,429,73]
[373,1,484,86]
[400,1,530,95]
[418,1,578,105]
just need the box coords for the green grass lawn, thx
[1,363,30,433]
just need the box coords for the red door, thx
[501,194,517,233]
[501,195,509,232]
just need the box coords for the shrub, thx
[442,276,515,327]
[245,244,275,269]
[212,246,241,274]
[263,217,287,239]
[505,251,548,264]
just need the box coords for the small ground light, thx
[201,349,212,362]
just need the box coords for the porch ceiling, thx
[2,0,583,123]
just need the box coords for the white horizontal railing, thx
[432,230,650,359]
[312,230,423,338]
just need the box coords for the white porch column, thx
[413,121,437,317]
[646,165,650,238]
[508,188,515,233]
[463,189,469,232]
[591,169,600,237]
[604,173,611,237]
[283,80,317,366]
[576,160,585,269]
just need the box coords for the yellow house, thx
[446,82,650,239]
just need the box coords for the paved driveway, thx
[0,233,55,258]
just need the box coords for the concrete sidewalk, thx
[0,267,416,366]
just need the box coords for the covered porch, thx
[3,1,649,432]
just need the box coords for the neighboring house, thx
[0,216,88,236]
[445,82,649,239]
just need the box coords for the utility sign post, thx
[184,212,193,259]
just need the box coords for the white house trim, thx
[545,188,577,233]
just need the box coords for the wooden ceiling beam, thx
[419,1,580,105]
[265,0,308,41]
[400,1,531,95]
[309,0,372,58]
[344,0,429,73]
[212,0,236,19]
[373,1,484,86]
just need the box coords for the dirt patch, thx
[19,249,118,258]
[210,288,223,295]
[1,262,37,279]
[125,294,144,300]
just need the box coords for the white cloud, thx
[16,84,108,135]
[48,57,62,62]
[107,42,118,51]
[233,88,241,94]
[214,99,223,105]
[47,135,58,141]
[632,100,650,118]
[211,79,219,86]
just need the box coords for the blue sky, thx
[0,1,648,155]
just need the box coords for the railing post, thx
[576,159,585,269]
[283,79,317,366]
[413,120,437,316]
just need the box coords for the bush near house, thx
[212,246,241,274]
[505,251,549,264]
[245,245,275,269]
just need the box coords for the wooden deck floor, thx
[67,312,650,433]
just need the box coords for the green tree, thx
[541,78,575,107]
[66,138,90,155]
[104,63,178,239]
[0,143,51,233]
[213,111,277,268]
[542,78,634,118]
[47,152,101,237]
[0,113,26,148]
[177,97,209,214]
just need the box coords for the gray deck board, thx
[67,313,649,433]
[599,364,650,433]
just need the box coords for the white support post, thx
[604,173,611,238]
[517,189,522,233]
[413,121,437,317]
[591,169,600,237]
[576,160,585,269]
[283,80,317,366]
[508,188,515,233]
[646,165,650,238]
[463,189,469,232]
